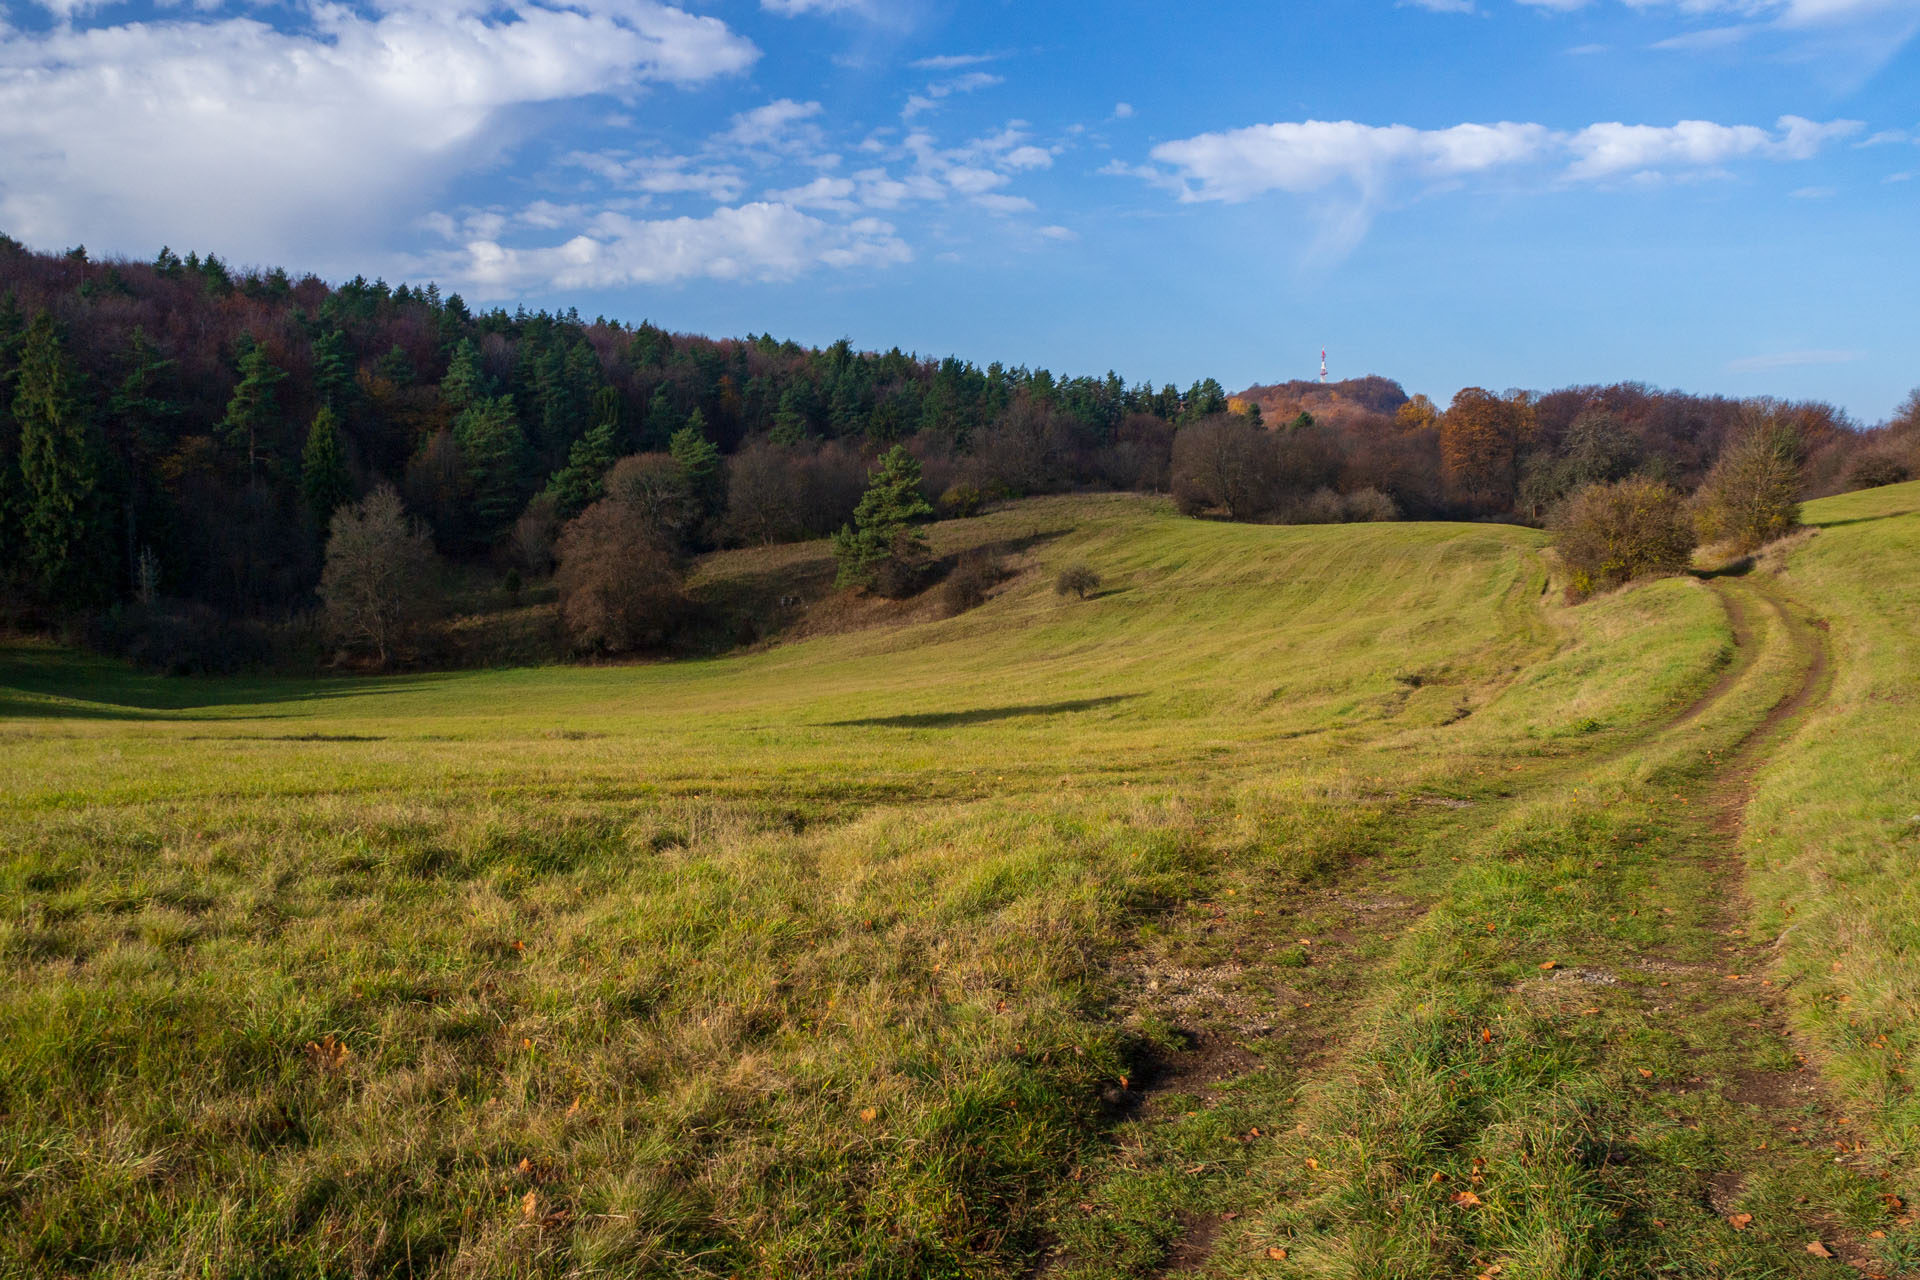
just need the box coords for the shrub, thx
[1554,476,1696,597]
[1847,451,1910,491]
[941,551,1005,615]
[1692,413,1803,553]
[1056,564,1101,599]
[553,498,685,653]
[939,483,985,519]
[318,485,442,667]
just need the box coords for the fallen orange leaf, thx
[1540,961,1557,970]
[1267,1246,1288,1260]
[1807,1241,1835,1259]
[1728,1213,1753,1230]
[1453,1191,1482,1208]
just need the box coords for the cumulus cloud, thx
[1140,113,1860,259]
[0,2,759,264]
[435,203,911,294]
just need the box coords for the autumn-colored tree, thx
[1555,477,1696,596]
[1440,387,1534,512]
[319,484,441,667]
[553,497,684,652]
[1170,415,1276,520]
[1693,412,1803,552]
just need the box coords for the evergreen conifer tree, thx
[302,405,352,525]
[311,329,357,411]
[220,336,287,481]
[452,395,528,544]
[441,338,486,418]
[832,445,934,589]
[16,312,110,603]
[546,389,621,520]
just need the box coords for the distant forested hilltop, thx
[0,234,1913,650]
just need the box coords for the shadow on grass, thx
[825,694,1137,729]
[1809,509,1916,528]
[0,646,448,721]
[1693,558,1756,580]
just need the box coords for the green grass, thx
[0,489,1911,1277]
[1743,480,1920,1163]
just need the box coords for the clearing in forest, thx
[3,484,1918,1278]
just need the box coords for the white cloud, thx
[759,0,877,14]
[438,202,910,294]
[910,53,1003,70]
[1789,184,1838,196]
[1037,224,1078,241]
[1140,113,1861,260]
[1726,348,1865,370]
[723,99,826,149]
[901,71,1003,119]
[1149,120,1553,203]
[0,2,758,264]
[1112,102,1136,120]
[1563,116,1859,178]
[1149,114,1860,200]
[1403,0,1478,12]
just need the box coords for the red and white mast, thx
[1319,347,1328,384]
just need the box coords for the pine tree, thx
[546,389,621,520]
[441,338,486,418]
[642,386,682,451]
[452,395,528,544]
[311,329,357,411]
[16,312,110,604]
[302,405,352,526]
[220,336,287,482]
[670,411,723,521]
[832,445,934,590]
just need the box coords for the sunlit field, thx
[5,487,1917,1278]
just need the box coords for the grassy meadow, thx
[3,486,1917,1277]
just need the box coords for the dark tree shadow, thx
[825,694,1137,729]
[0,646,449,721]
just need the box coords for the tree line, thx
[0,234,1912,667]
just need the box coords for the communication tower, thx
[1319,347,1328,384]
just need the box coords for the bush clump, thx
[941,550,1006,615]
[1554,476,1696,598]
[1055,564,1101,599]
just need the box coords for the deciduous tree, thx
[319,484,440,667]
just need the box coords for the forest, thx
[1,234,1914,669]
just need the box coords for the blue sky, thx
[1,0,1915,420]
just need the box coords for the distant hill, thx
[1232,375,1411,425]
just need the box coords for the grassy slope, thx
[0,495,1749,1280]
[17,485,1918,1278]
[1745,480,1920,1163]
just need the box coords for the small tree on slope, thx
[833,445,934,592]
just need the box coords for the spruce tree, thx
[670,411,723,522]
[302,405,352,526]
[452,395,528,544]
[220,336,287,481]
[832,445,934,589]
[311,329,357,411]
[16,312,109,603]
[642,386,681,450]
[440,338,486,418]
[546,388,621,520]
